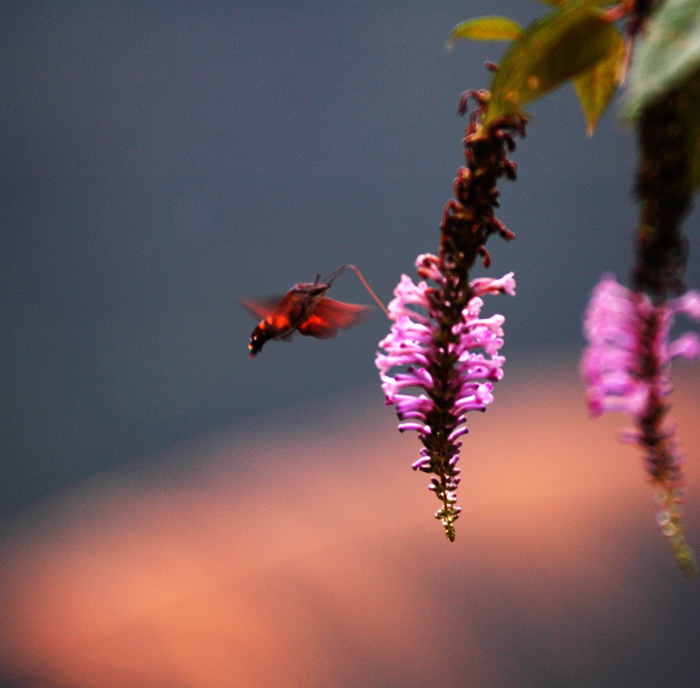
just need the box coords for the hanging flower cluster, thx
[376,92,524,541]
[582,274,700,575]
[377,258,514,538]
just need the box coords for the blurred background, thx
[2,1,700,686]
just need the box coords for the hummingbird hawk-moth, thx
[241,265,385,357]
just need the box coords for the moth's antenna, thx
[322,264,390,318]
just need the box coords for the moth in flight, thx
[241,264,387,357]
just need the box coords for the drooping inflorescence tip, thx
[582,274,700,576]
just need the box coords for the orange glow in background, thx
[1,355,699,687]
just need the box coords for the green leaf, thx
[445,17,522,51]
[484,0,619,125]
[623,0,700,119]
[573,25,625,135]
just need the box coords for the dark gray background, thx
[2,0,698,515]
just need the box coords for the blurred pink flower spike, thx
[582,274,700,576]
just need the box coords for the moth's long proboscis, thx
[322,264,390,318]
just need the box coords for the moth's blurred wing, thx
[296,298,371,339]
[239,296,284,320]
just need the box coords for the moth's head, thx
[290,281,332,299]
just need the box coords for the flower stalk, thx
[582,68,699,575]
[377,93,523,540]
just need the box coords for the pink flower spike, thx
[376,262,514,540]
[581,274,699,576]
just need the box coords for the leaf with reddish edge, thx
[483,0,619,126]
